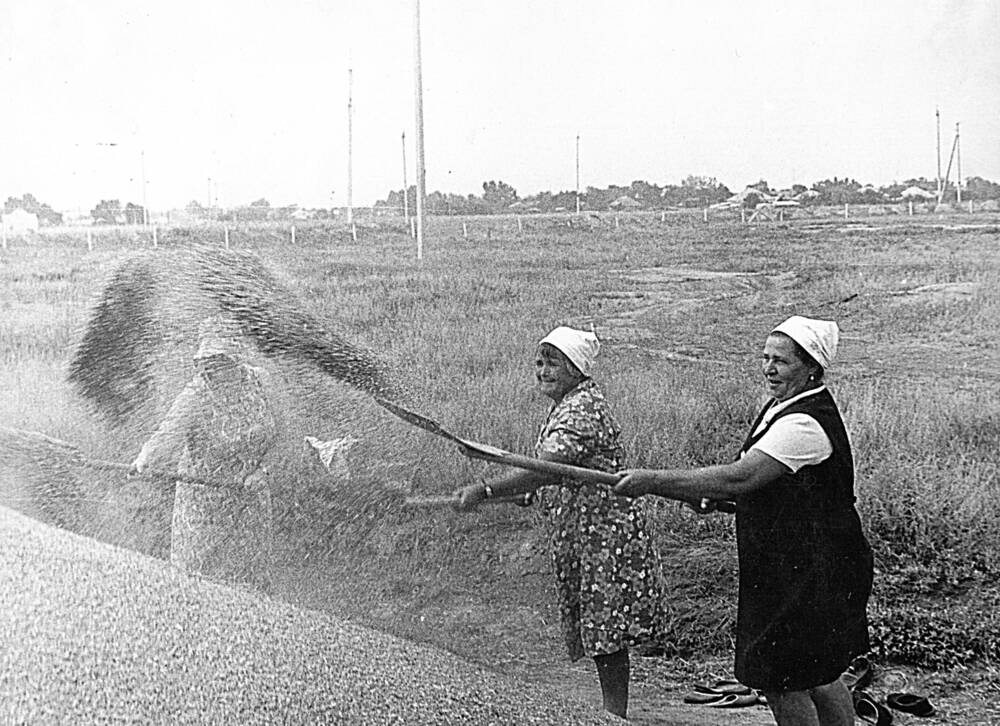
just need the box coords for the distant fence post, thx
[351,223,357,242]
[291,225,296,244]
[614,215,620,228]
[86,229,93,251]
[741,209,746,224]
[517,217,522,234]
[224,226,230,249]
[462,222,468,239]
[908,201,914,216]
[969,200,974,213]
[410,218,416,238]
[844,203,849,219]
[703,208,708,223]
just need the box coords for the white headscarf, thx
[538,326,600,377]
[771,315,839,369]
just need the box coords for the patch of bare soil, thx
[593,267,799,363]
[886,281,981,303]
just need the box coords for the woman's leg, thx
[593,649,629,719]
[763,680,854,726]
[808,679,855,726]
[763,690,819,726]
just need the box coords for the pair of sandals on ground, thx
[683,655,936,720]
[842,656,935,724]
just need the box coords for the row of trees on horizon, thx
[377,175,1000,215]
[5,174,1000,227]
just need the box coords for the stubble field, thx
[1,210,998,723]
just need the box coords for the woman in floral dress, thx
[132,316,277,591]
[456,326,666,720]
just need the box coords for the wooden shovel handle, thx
[457,445,621,486]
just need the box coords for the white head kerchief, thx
[538,326,600,377]
[771,315,839,369]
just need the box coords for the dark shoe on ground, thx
[887,692,935,717]
[683,690,728,705]
[706,679,752,695]
[841,654,874,691]
[706,692,759,708]
[854,690,893,725]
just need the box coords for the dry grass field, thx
[1,210,998,723]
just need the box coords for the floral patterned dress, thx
[534,379,667,661]
[135,366,276,589]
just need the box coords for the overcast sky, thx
[2,0,998,213]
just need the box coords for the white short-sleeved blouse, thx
[746,387,832,473]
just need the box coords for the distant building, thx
[609,195,642,210]
[900,186,936,200]
[2,208,40,236]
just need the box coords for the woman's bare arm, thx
[614,449,788,504]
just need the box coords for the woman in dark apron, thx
[616,315,873,726]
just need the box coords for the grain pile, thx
[0,506,618,725]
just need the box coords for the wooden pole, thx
[401,131,409,224]
[140,149,149,227]
[224,226,230,249]
[291,225,296,245]
[347,68,354,227]
[413,0,426,260]
[942,127,959,204]
[955,122,962,205]
[575,133,581,215]
[936,107,942,203]
[86,229,92,251]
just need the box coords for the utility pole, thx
[140,149,148,226]
[401,131,409,225]
[955,122,962,205]
[575,134,582,215]
[935,107,942,204]
[413,0,426,260]
[942,122,960,204]
[347,68,354,227]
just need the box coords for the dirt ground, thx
[532,653,999,725]
[274,562,998,726]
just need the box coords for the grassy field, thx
[2,211,998,686]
